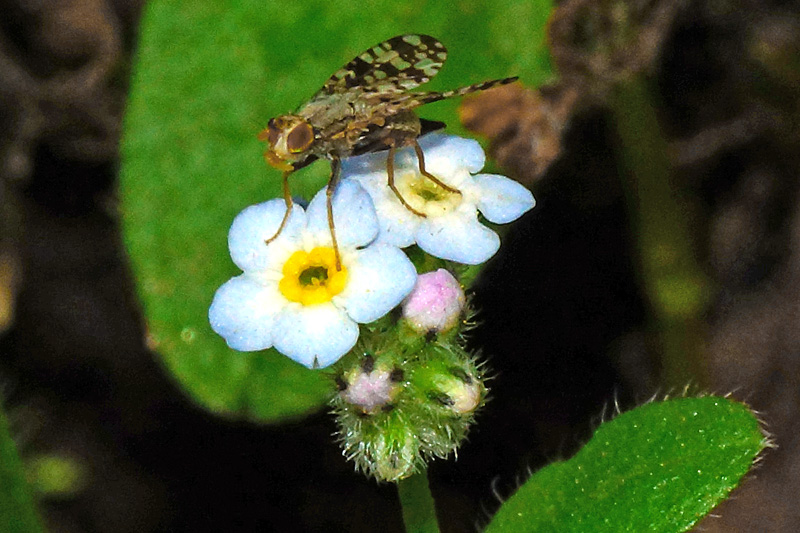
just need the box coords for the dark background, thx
[2,0,800,531]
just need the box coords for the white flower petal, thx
[355,169,390,191]
[273,304,359,368]
[418,133,485,174]
[473,174,536,224]
[305,180,378,248]
[228,200,305,273]
[417,211,500,265]
[335,244,417,323]
[209,275,285,351]
[343,169,420,247]
[372,197,420,247]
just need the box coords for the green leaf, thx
[0,403,45,533]
[120,0,553,422]
[486,396,769,533]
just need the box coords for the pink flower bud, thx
[341,368,398,413]
[401,269,466,334]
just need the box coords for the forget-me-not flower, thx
[209,181,417,369]
[341,133,535,265]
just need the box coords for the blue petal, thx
[334,244,418,323]
[473,174,536,224]
[417,211,500,265]
[209,275,284,351]
[417,133,485,174]
[273,304,359,368]
[228,200,306,273]
[305,180,378,248]
[372,201,419,248]
[343,171,418,247]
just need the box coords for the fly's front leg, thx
[327,157,342,271]
[413,140,461,195]
[265,170,294,244]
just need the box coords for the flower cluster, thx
[209,133,533,481]
[209,134,534,369]
[332,340,487,482]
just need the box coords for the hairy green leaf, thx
[487,397,768,533]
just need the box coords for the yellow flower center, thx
[279,247,348,305]
[397,171,462,216]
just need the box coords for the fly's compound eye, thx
[286,122,314,153]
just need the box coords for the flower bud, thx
[338,355,402,414]
[401,269,466,334]
[369,430,420,482]
[433,369,482,414]
[413,355,486,419]
[331,324,487,482]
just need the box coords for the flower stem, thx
[610,76,711,388]
[397,472,439,533]
[0,402,45,533]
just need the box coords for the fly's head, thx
[258,115,316,172]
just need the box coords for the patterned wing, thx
[358,76,520,115]
[311,34,447,99]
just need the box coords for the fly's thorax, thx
[299,91,361,128]
[259,114,317,171]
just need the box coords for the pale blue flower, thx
[341,133,535,265]
[209,181,417,369]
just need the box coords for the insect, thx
[259,34,517,268]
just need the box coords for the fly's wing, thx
[309,34,447,101]
[347,77,518,155]
[368,77,520,111]
[346,76,519,132]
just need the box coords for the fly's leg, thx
[327,157,342,271]
[386,143,426,217]
[265,170,294,245]
[413,140,461,195]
